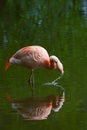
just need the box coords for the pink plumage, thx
[5,45,64,73]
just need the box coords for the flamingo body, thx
[5,45,64,74]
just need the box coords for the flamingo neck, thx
[44,60,51,69]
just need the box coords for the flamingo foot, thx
[43,82,65,93]
[43,74,63,86]
[43,81,58,86]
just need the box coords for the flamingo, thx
[5,45,64,88]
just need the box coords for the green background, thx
[0,0,87,130]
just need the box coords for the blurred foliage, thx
[0,0,85,47]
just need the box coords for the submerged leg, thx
[28,70,35,96]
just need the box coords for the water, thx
[0,0,87,130]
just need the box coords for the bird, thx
[6,91,65,120]
[5,45,64,88]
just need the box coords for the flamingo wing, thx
[11,46,49,69]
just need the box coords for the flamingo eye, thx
[50,60,57,69]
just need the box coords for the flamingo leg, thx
[43,73,64,86]
[28,70,35,96]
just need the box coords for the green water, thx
[0,0,87,130]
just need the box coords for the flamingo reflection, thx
[7,91,65,120]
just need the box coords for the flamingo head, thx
[50,55,64,74]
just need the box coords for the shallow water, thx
[0,0,87,130]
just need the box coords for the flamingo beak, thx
[5,60,10,70]
[57,63,64,75]
[61,70,64,75]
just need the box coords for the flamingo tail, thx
[5,60,10,70]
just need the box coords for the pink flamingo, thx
[5,45,64,87]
